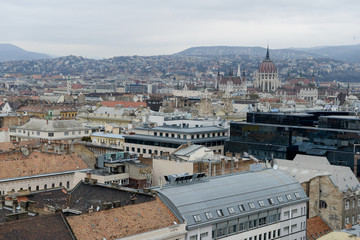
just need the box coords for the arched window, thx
[44,184,47,189]
[36,186,39,191]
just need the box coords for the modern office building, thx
[225,111,360,175]
[157,166,308,240]
[124,125,228,157]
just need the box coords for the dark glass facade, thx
[226,112,360,175]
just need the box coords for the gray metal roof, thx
[124,134,228,144]
[157,168,307,229]
[173,145,204,156]
[136,126,227,134]
[10,119,89,132]
[276,154,360,192]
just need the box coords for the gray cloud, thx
[1,0,359,58]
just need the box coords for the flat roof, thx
[136,126,228,134]
[124,135,228,144]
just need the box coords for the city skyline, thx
[1,0,359,58]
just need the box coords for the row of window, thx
[345,199,360,210]
[126,146,222,156]
[3,181,70,194]
[345,214,360,225]
[193,193,301,222]
[11,130,89,137]
[153,131,226,139]
[214,227,281,240]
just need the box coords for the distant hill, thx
[175,46,318,60]
[0,43,51,62]
[295,44,360,63]
[176,44,360,63]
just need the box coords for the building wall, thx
[0,172,81,195]
[125,143,223,158]
[9,128,90,141]
[152,159,194,186]
[0,129,9,142]
[121,222,187,240]
[300,175,360,231]
[189,201,307,240]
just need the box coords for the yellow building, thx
[17,106,78,119]
[90,132,125,147]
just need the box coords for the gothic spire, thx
[266,45,270,59]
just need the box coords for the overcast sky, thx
[1,0,359,58]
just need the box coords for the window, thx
[200,232,208,240]
[277,229,281,237]
[216,209,224,217]
[284,211,290,218]
[228,207,235,214]
[345,201,350,210]
[48,132,54,137]
[268,198,275,205]
[189,235,198,240]
[345,217,349,224]
[228,224,237,234]
[358,199,360,207]
[259,217,267,226]
[320,200,327,208]
[193,214,201,222]
[67,181,70,188]
[44,184,47,189]
[59,182,62,187]
[249,219,258,228]
[52,183,55,188]
[291,224,297,233]
[64,132,69,136]
[291,209,298,217]
[286,194,292,200]
[248,202,256,209]
[36,186,39,191]
[258,200,265,207]
[353,200,356,208]
[277,196,284,202]
[239,204,245,211]
[205,212,213,219]
[295,192,301,198]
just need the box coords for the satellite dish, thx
[273,164,278,170]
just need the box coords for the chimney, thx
[88,206,94,213]
[346,223,352,230]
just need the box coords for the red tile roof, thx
[101,101,146,108]
[0,151,89,179]
[307,216,332,240]
[67,197,179,240]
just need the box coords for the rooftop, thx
[0,151,89,180]
[10,119,89,132]
[157,168,307,229]
[0,213,74,240]
[101,101,146,108]
[136,125,227,134]
[66,197,179,240]
[91,132,124,139]
[68,182,155,213]
[276,154,360,192]
[307,216,332,240]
